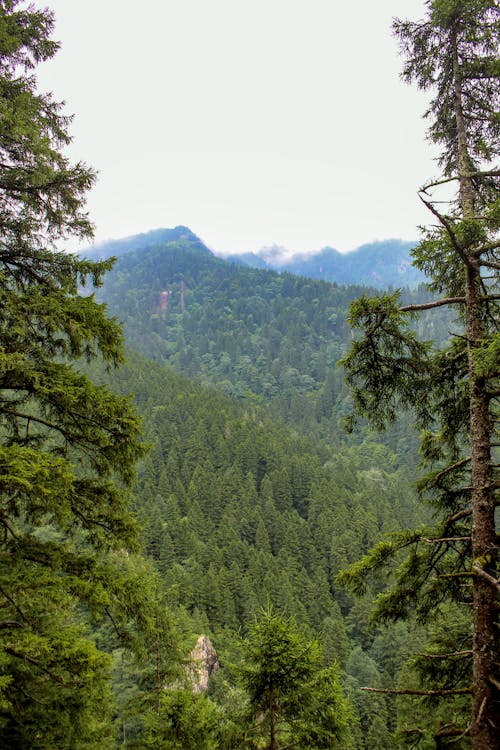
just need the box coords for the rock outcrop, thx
[188,635,219,693]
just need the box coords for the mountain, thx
[225,239,422,288]
[87,228,457,461]
[82,228,455,747]
[88,230,374,442]
[84,225,212,261]
[84,227,423,288]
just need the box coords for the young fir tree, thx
[0,1,146,743]
[339,1,499,748]
[240,608,353,750]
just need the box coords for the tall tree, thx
[240,608,353,750]
[339,1,499,748]
[0,1,144,743]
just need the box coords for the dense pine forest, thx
[93,312,429,748]
[0,1,498,749]
[85,222,473,748]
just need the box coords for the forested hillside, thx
[82,235,464,747]
[90,233,458,450]
[106,351,425,629]
[98,350,429,748]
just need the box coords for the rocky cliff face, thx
[188,635,219,693]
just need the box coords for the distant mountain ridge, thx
[224,239,422,288]
[83,227,423,289]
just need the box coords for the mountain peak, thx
[82,226,212,261]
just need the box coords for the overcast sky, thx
[35,0,436,255]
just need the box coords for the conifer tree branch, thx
[479,259,500,271]
[3,646,84,688]
[418,193,472,268]
[438,510,472,540]
[421,169,500,192]
[2,410,76,440]
[0,585,30,625]
[361,686,472,696]
[436,457,472,480]
[434,725,471,740]
[422,536,471,544]
[400,297,466,312]
[415,650,473,659]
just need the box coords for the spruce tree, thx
[240,608,353,750]
[0,1,144,742]
[339,1,499,747]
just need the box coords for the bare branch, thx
[400,297,466,312]
[480,260,500,271]
[418,193,472,268]
[421,175,461,191]
[435,456,471,481]
[434,725,470,739]
[422,536,471,544]
[361,686,472,696]
[443,509,472,532]
[472,565,500,592]
[415,650,472,660]
[421,169,500,192]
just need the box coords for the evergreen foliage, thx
[0,2,148,743]
[239,608,353,750]
[104,351,424,637]
[100,350,426,748]
[340,1,499,746]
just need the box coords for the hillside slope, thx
[88,230,453,455]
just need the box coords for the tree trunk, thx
[269,692,277,750]
[467,265,498,750]
[452,27,499,750]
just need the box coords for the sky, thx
[34,0,437,256]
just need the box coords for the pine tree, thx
[0,1,144,741]
[339,1,499,747]
[240,608,353,750]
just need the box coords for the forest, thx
[0,1,498,749]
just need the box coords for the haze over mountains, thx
[85,226,424,289]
